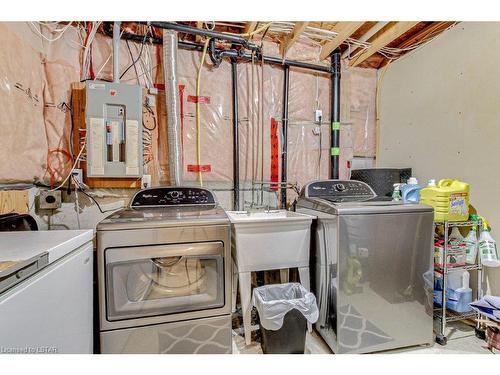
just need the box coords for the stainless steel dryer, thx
[296,180,434,354]
[97,187,232,354]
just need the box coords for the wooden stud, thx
[196,22,203,43]
[280,21,309,56]
[349,21,420,67]
[319,22,364,60]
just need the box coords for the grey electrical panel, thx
[85,81,143,178]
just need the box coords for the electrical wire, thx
[49,143,86,192]
[71,175,118,214]
[29,22,73,43]
[195,38,211,187]
[120,28,149,80]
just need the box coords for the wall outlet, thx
[38,190,62,210]
[314,109,323,123]
[145,95,155,107]
[141,174,152,189]
[71,169,83,186]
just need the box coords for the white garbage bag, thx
[252,283,319,331]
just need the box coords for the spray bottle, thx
[392,183,402,201]
[448,226,464,246]
[463,214,479,264]
[479,225,500,267]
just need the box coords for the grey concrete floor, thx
[233,321,496,354]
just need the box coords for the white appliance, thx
[0,230,94,354]
[97,187,232,354]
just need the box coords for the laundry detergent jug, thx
[401,177,422,203]
[446,271,473,313]
[420,179,469,222]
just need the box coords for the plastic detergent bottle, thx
[420,179,470,222]
[478,228,500,267]
[427,179,437,187]
[401,177,422,203]
[446,271,472,313]
[464,226,478,264]
[392,183,401,201]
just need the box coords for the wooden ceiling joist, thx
[244,21,258,34]
[280,21,309,56]
[319,22,364,60]
[349,21,419,67]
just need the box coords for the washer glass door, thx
[105,241,224,321]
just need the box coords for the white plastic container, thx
[446,271,473,313]
[227,210,313,273]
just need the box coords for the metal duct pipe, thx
[112,22,121,83]
[231,58,240,210]
[163,30,183,186]
[281,66,290,209]
[330,49,341,179]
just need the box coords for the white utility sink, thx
[226,209,314,345]
[226,210,313,272]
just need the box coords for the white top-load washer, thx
[0,230,94,354]
[96,187,232,354]
[296,180,434,354]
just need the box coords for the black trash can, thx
[252,283,319,354]
[259,308,307,354]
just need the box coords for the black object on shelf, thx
[0,213,38,231]
[259,309,307,354]
[350,168,412,198]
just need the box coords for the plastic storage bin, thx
[252,283,319,354]
[420,179,469,222]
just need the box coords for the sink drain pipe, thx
[281,66,290,209]
[231,58,240,210]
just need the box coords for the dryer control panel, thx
[130,187,216,207]
[302,180,376,201]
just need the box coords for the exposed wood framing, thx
[196,22,203,43]
[377,22,454,68]
[349,21,420,67]
[397,21,454,49]
[319,22,364,60]
[244,21,258,34]
[280,21,309,56]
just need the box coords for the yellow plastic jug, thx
[420,179,470,222]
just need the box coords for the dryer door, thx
[104,242,224,321]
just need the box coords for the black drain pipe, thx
[140,22,260,52]
[330,48,341,179]
[231,58,240,211]
[281,65,290,209]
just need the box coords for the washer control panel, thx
[131,187,216,207]
[302,180,376,200]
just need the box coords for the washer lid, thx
[298,180,433,215]
[97,205,229,231]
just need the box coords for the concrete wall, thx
[378,22,500,294]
